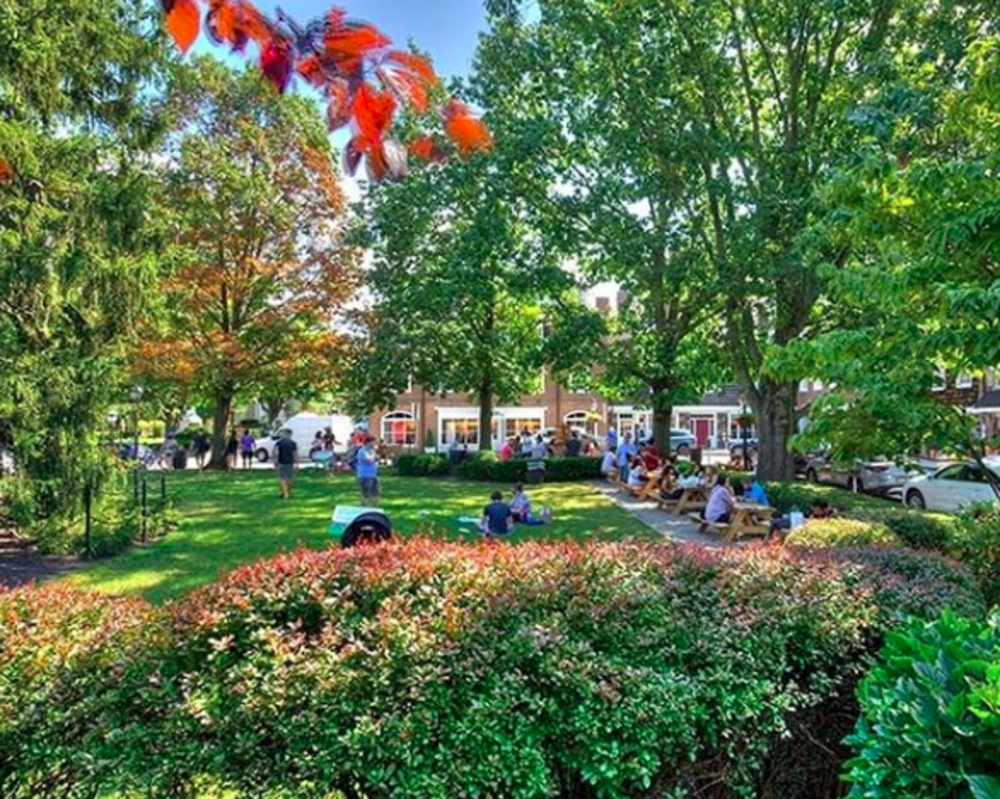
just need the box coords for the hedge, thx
[845,611,1000,799]
[0,539,984,799]
[785,518,900,549]
[764,480,958,552]
[457,451,604,483]
[395,452,450,477]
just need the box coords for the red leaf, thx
[206,0,247,52]
[352,84,396,145]
[343,137,365,176]
[323,20,391,75]
[164,0,200,53]
[236,0,273,47]
[261,38,293,93]
[296,54,325,87]
[409,135,443,162]
[384,51,438,86]
[326,80,352,131]
[378,67,429,113]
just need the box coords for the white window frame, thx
[957,373,974,389]
[381,411,417,447]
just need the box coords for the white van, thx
[253,412,354,463]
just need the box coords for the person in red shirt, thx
[640,443,661,472]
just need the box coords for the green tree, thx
[475,3,726,455]
[351,136,576,446]
[139,58,359,468]
[0,0,168,540]
[784,34,1000,491]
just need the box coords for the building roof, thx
[697,385,744,408]
[971,389,1000,411]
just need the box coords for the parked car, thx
[254,412,353,463]
[804,451,914,496]
[901,461,1000,512]
[669,429,697,456]
[729,437,759,456]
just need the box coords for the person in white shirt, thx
[600,446,618,480]
[627,458,646,488]
[704,474,736,524]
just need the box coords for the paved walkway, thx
[0,530,81,589]
[590,481,725,547]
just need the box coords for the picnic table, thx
[631,470,664,502]
[663,485,708,515]
[696,502,775,543]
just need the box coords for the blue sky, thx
[192,0,488,79]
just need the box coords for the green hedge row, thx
[1,540,983,799]
[395,453,450,477]
[457,452,605,483]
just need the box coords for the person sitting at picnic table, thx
[627,456,647,489]
[704,474,736,525]
[617,432,637,481]
[510,483,551,525]
[744,478,770,506]
[678,465,705,489]
[600,445,618,481]
[565,430,583,457]
[499,438,515,462]
[770,499,835,538]
[310,431,325,457]
[640,443,661,472]
[478,490,513,539]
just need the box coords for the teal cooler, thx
[329,505,392,547]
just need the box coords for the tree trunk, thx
[753,380,798,481]
[478,378,494,454]
[652,394,673,458]
[207,393,233,470]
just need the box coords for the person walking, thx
[225,429,239,470]
[193,429,210,469]
[272,429,298,500]
[356,435,380,504]
[239,429,255,470]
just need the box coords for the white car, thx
[901,461,1000,512]
[254,412,354,463]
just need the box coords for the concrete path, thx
[590,482,725,547]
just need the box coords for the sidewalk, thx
[590,481,724,547]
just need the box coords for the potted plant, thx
[424,428,437,454]
[735,412,755,429]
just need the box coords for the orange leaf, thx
[324,20,391,74]
[296,54,325,87]
[443,100,493,155]
[236,0,272,47]
[409,135,442,162]
[384,51,439,86]
[0,155,14,184]
[164,0,200,54]
[378,67,429,113]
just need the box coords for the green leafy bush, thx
[395,452,450,477]
[765,481,957,551]
[0,540,984,799]
[845,612,1000,799]
[950,506,1000,606]
[786,518,900,548]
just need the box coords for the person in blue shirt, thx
[746,479,770,507]
[356,435,380,503]
[616,432,637,481]
[480,491,513,539]
[606,427,619,451]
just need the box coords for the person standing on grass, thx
[616,432,637,481]
[225,429,239,469]
[240,428,255,470]
[273,428,298,500]
[356,435,380,504]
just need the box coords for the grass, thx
[67,469,656,603]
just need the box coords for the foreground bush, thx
[845,612,1000,799]
[950,506,1000,605]
[786,518,900,549]
[0,540,985,799]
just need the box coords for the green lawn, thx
[67,470,656,603]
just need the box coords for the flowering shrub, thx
[785,518,900,549]
[0,540,985,798]
[0,585,166,796]
[845,611,1000,799]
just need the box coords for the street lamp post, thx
[130,386,144,500]
[741,403,753,473]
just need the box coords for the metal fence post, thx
[141,477,148,543]
[84,482,93,559]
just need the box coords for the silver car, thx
[804,452,913,497]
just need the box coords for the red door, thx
[693,417,712,447]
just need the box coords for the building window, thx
[957,373,974,389]
[442,418,479,446]
[503,417,543,440]
[565,410,599,436]
[382,412,417,446]
[615,412,636,438]
[933,369,947,392]
[799,379,811,392]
